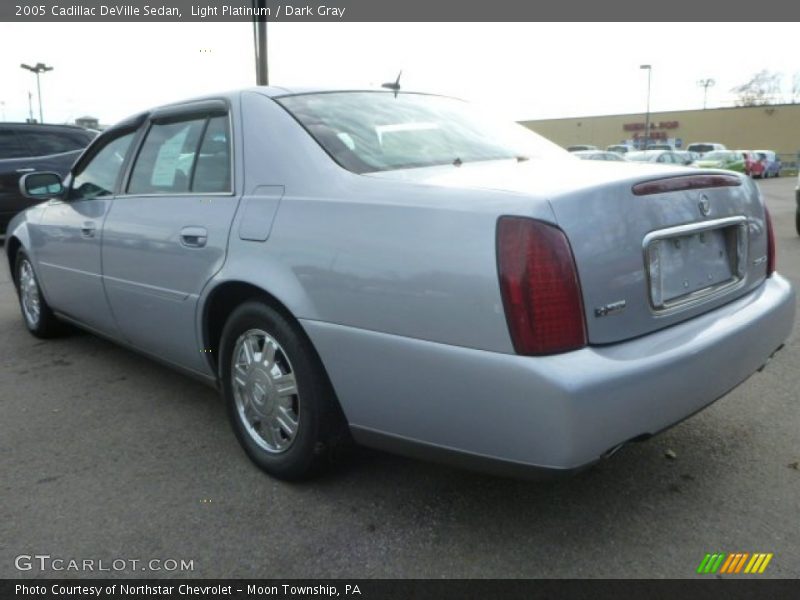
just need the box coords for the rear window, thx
[688,144,714,153]
[277,92,568,174]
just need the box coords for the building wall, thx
[521,104,800,158]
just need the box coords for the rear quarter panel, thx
[205,91,559,354]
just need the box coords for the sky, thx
[1,22,798,126]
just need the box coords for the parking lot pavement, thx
[0,177,798,579]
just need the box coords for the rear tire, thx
[219,301,349,480]
[14,251,63,338]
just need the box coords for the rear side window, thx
[191,116,231,193]
[127,114,231,195]
[0,129,32,159]
[24,130,86,155]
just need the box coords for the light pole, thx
[20,62,53,123]
[697,78,715,109]
[640,65,651,150]
[252,0,268,85]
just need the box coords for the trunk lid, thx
[368,159,769,345]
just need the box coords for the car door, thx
[32,129,138,334]
[101,101,240,373]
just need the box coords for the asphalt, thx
[1,177,798,579]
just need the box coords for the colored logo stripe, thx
[697,553,726,574]
[698,553,773,574]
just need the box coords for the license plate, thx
[645,218,748,311]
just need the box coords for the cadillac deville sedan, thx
[6,88,796,480]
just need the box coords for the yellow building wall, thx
[521,104,800,158]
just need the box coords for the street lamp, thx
[640,65,651,150]
[252,0,268,85]
[20,62,53,123]
[697,78,715,109]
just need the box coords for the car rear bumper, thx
[303,274,795,476]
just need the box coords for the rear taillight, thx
[765,206,776,276]
[497,216,587,355]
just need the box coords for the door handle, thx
[180,226,208,248]
[16,167,35,173]
[81,221,96,238]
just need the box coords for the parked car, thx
[686,142,727,156]
[737,150,765,178]
[0,123,96,233]
[606,144,636,155]
[625,150,685,164]
[573,150,626,161]
[795,171,799,236]
[6,88,795,480]
[755,150,781,178]
[692,150,746,173]
[566,144,598,152]
[645,143,675,151]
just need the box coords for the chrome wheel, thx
[18,258,41,328]
[231,328,300,454]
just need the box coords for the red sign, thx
[623,120,679,132]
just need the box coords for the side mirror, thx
[19,172,64,200]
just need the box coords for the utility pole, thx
[640,65,652,150]
[252,0,268,85]
[20,62,53,123]
[697,78,715,109]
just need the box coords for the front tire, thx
[219,301,348,480]
[14,251,63,338]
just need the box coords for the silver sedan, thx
[6,88,795,479]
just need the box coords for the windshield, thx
[688,144,714,153]
[276,92,569,174]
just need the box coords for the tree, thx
[731,70,782,106]
[791,72,800,104]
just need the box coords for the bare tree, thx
[791,72,800,103]
[731,70,783,106]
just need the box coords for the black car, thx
[0,123,96,233]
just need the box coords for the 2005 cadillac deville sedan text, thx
[6,88,796,479]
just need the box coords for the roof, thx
[0,121,93,131]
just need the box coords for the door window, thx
[25,130,87,155]
[126,115,231,195]
[0,129,31,159]
[69,133,135,200]
[127,119,206,195]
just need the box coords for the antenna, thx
[381,70,402,97]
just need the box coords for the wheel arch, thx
[201,280,316,378]
[6,236,23,288]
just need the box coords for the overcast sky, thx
[1,22,798,125]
